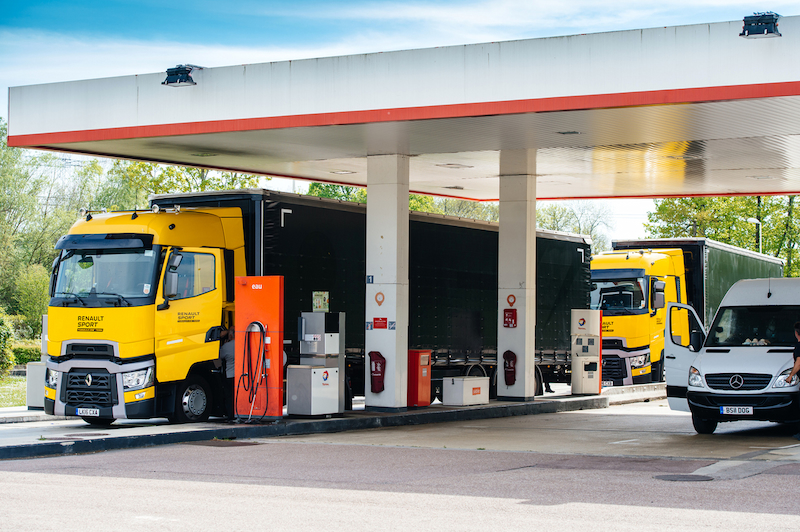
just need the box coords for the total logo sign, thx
[322,370,330,386]
[578,318,586,327]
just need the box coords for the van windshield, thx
[707,305,800,347]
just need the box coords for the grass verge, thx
[0,376,26,408]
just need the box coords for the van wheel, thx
[692,414,717,434]
[174,376,212,423]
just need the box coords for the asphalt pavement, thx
[0,383,663,460]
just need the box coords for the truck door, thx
[155,248,223,383]
[664,302,704,412]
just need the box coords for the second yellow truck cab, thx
[590,249,685,386]
[591,238,785,387]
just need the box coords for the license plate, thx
[602,381,614,387]
[720,406,752,415]
[77,408,100,417]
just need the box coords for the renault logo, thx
[729,374,744,389]
[85,374,93,387]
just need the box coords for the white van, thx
[665,278,800,434]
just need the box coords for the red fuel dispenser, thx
[408,349,432,407]
[234,276,284,420]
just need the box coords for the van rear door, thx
[665,303,705,412]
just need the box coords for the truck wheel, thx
[692,414,718,434]
[174,375,212,423]
[82,417,115,426]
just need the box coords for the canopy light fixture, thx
[330,170,356,175]
[740,12,781,38]
[444,185,465,190]
[436,163,473,169]
[162,64,204,87]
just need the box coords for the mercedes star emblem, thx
[85,374,93,387]
[729,374,744,389]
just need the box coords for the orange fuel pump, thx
[234,276,284,420]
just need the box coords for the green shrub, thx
[0,315,15,378]
[6,314,33,340]
[12,345,41,365]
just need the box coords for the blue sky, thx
[2,1,797,238]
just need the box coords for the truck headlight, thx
[122,367,154,391]
[629,354,651,368]
[688,366,704,388]
[773,369,798,388]
[45,368,59,389]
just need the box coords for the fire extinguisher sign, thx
[503,308,517,328]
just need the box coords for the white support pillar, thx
[365,154,409,410]
[497,149,537,401]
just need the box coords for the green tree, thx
[537,201,611,251]
[0,313,14,377]
[15,264,50,337]
[306,183,442,216]
[435,198,498,221]
[645,196,799,276]
[97,161,262,210]
[306,183,367,203]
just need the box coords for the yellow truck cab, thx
[591,238,785,387]
[44,206,245,424]
[590,249,683,386]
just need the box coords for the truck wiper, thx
[57,292,88,307]
[94,292,132,307]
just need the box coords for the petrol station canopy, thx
[7,16,800,201]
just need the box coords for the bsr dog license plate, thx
[720,406,752,415]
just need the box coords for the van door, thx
[664,302,705,412]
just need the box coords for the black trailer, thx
[152,190,591,398]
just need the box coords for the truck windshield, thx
[707,305,800,347]
[52,247,161,307]
[590,277,648,315]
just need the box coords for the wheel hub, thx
[182,385,207,417]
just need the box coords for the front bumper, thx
[45,356,155,420]
[687,391,800,422]
[601,348,651,386]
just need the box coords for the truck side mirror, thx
[164,271,179,299]
[158,252,183,310]
[653,280,666,310]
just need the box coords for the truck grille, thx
[602,355,627,380]
[705,373,772,391]
[64,369,115,407]
[65,343,113,357]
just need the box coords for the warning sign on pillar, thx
[503,308,517,328]
[374,318,388,329]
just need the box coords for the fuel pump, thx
[570,309,602,395]
[234,276,284,420]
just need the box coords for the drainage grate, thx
[654,474,714,482]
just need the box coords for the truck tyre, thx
[651,357,664,383]
[82,417,115,426]
[692,414,717,434]
[174,375,212,423]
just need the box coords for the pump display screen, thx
[707,305,800,347]
[52,247,162,307]
[590,275,647,315]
